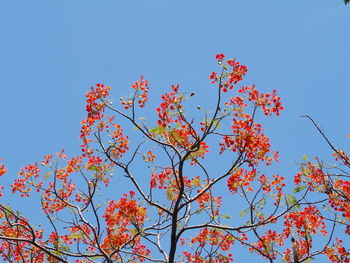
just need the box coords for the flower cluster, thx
[106,117,129,160]
[11,163,41,197]
[238,85,283,116]
[81,84,130,163]
[150,168,174,189]
[294,160,329,192]
[181,227,234,262]
[333,149,350,166]
[324,239,350,263]
[280,206,328,261]
[196,190,222,215]
[294,158,350,228]
[329,179,350,221]
[190,141,210,165]
[41,180,76,214]
[102,191,150,261]
[220,116,277,166]
[0,171,3,199]
[121,76,149,109]
[0,215,45,262]
[66,223,97,255]
[144,150,156,162]
[156,84,183,127]
[80,83,111,155]
[227,168,257,193]
[3,53,348,263]
[0,162,6,177]
[216,77,282,166]
[283,206,327,238]
[210,54,248,92]
[249,230,284,260]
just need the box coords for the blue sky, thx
[0,0,349,261]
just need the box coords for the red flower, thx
[216,53,225,61]
[209,72,218,83]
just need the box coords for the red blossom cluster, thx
[294,158,350,229]
[156,84,183,127]
[190,141,209,165]
[0,214,45,262]
[150,168,173,189]
[107,117,129,160]
[329,179,350,221]
[216,74,282,168]
[283,206,327,238]
[239,85,283,116]
[11,163,41,197]
[150,166,222,215]
[81,82,130,162]
[121,76,149,109]
[279,206,328,261]
[210,53,248,92]
[294,160,329,191]
[324,239,350,263]
[144,150,156,162]
[48,230,73,246]
[196,190,221,214]
[102,191,150,261]
[0,162,5,197]
[0,162,6,177]
[219,117,277,166]
[227,168,257,193]
[152,84,211,164]
[80,83,111,155]
[181,227,234,262]
[0,54,348,262]
[249,230,284,260]
[333,149,350,165]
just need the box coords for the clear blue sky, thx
[0,0,349,261]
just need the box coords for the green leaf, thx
[293,185,307,193]
[68,233,85,239]
[166,190,174,201]
[244,220,251,226]
[89,166,99,172]
[43,171,52,180]
[286,194,300,209]
[149,126,166,135]
[139,117,146,120]
[59,245,70,252]
[211,118,222,129]
[239,208,248,218]
[302,154,308,161]
[222,214,231,219]
[3,205,14,213]
[256,212,263,218]
[257,198,266,209]
[130,228,140,235]
[304,257,314,263]
[322,204,332,212]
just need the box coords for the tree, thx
[0,54,348,262]
[345,0,350,5]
